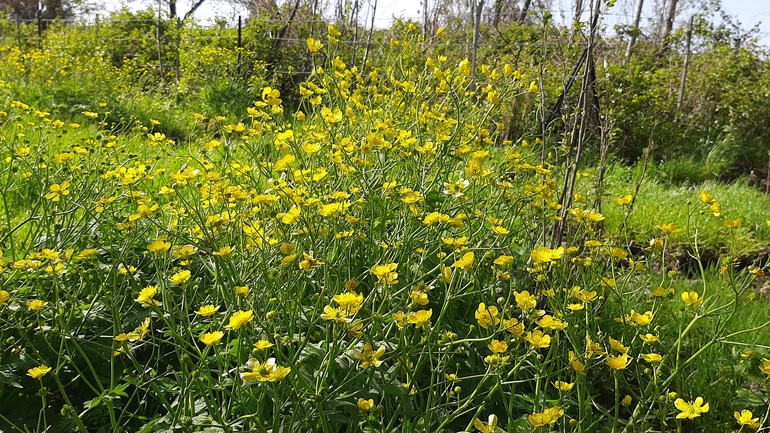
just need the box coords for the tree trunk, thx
[518,0,531,22]
[470,0,484,81]
[661,0,678,45]
[624,0,644,63]
[493,0,502,26]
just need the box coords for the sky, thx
[102,0,770,48]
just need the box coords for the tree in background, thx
[0,0,73,20]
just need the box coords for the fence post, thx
[156,3,165,83]
[237,15,242,77]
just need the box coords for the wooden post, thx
[175,17,181,83]
[156,0,165,83]
[676,15,693,115]
[237,16,242,76]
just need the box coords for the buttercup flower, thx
[27,299,47,311]
[352,343,385,369]
[169,270,191,284]
[357,398,374,411]
[407,309,432,328]
[734,409,759,426]
[606,353,632,371]
[224,310,254,330]
[474,414,502,432]
[475,303,501,329]
[27,365,52,380]
[241,358,290,382]
[199,331,224,346]
[195,305,220,317]
[674,397,709,420]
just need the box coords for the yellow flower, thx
[307,37,324,53]
[357,398,375,411]
[614,194,633,206]
[296,251,322,270]
[600,277,616,288]
[370,263,398,285]
[621,395,632,406]
[235,285,249,298]
[493,255,514,266]
[681,291,703,307]
[639,333,659,344]
[261,87,282,106]
[333,292,364,314]
[525,330,551,349]
[169,270,191,284]
[537,315,566,331]
[407,309,432,328]
[723,218,742,229]
[452,251,474,270]
[172,245,197,259]
[618,309,654,326]
[195,304,220,317]
[640,353,663,363]
[569,351,586,375]
[700,190,716,205]
[552,381,574,392]
[0,290,10,304]
[474,414,502,433]
[320,305,350,323]
[514,290,537,311]
[45,182,70,201]
[199,331,224,346]
[487,339,508,353]
[475,303,500,329]
[76,249,98,260]
[328,24,341,37]
[503,318,525,337]
[241,358,291,382]
[734,409,759,426]
[253,340,274,351]
[147,239,171,254]
[609,337,628,353]
[26,299,47,311]
[657,222,683,235]
[224,310,254,330]
[674,397,709,420]
[759,358,770,375]
[134,285,161,308]
[528,406,562,427]
[606,353,632,370]
[573,287,598,303]
[352,343,385,369]
[213,245,235,258]
[530,246,564,264]
[27,365,52,379]
[609,247,628,259]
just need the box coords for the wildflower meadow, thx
[1,8,770,433]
